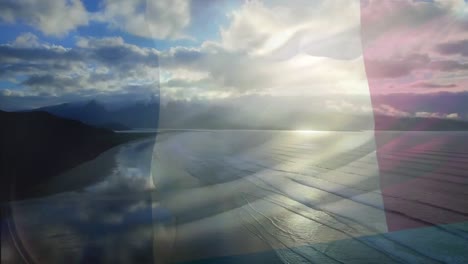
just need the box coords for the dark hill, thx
[374,115,468,131]
[0,110,153,201]
[36,100,120,129]
[36,99,159,129]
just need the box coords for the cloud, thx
[0,0,88,36]
[428,60,468,71]
[155,0,370,99]
[0,34,159,96]
[370,92,468,120]
[362,0,468,57]
[12,32,41,48]
[433,0,468,18]
[364,54,431,78]
[158,45,370,99]
[22,75,80,93]
[415,111,460,119]
[373,104,461,119]
[361,0,468,93]
[446,113,460,119]
[3,0,466,107]
[437,39,468,57]
[0,1,408,103]
[0,89,24,97]
[219,0,362,59]
[324,99,373,114]
[410,82,457,89]
[374,104,411,117]
[95,0,191,39]
[364,54,468,80]
[0,0,192,40]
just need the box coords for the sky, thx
[0,0,467,118]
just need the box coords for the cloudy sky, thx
[0,0,467,117]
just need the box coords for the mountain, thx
[113,100,159,129]
[35,99,159,129]
[36,100,114,128]
[32,98,468,131]
[374,115,468,131]
[0,110,153,201]
[158,100,468,131]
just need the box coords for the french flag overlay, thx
[362,0,468,232]
[150,0,468,263]
[2,0,468,263]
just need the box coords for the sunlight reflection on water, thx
[4,131,468,263]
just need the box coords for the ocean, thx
[3,131,468,263]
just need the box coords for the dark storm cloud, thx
[0,36,160,96]
[0,40,158,72]
[365,54,431,78]
[428,60,468,71]
[0,45,80,62]
[163,78,212,89]
[162,47,206,68]
[437,39,468,57]
[23,75,68,86]
[22,74,79,92]
[95,46,152,65]
[0,61,75,78]
[365,53,468,78]
[372,91,468,118]
[411,82,457,88]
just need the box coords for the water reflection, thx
[152,131,468,263]
[5,138,158,263]
[86,139,155,194]
[3,132,468,263]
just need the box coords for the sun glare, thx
[294,130,325,134]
